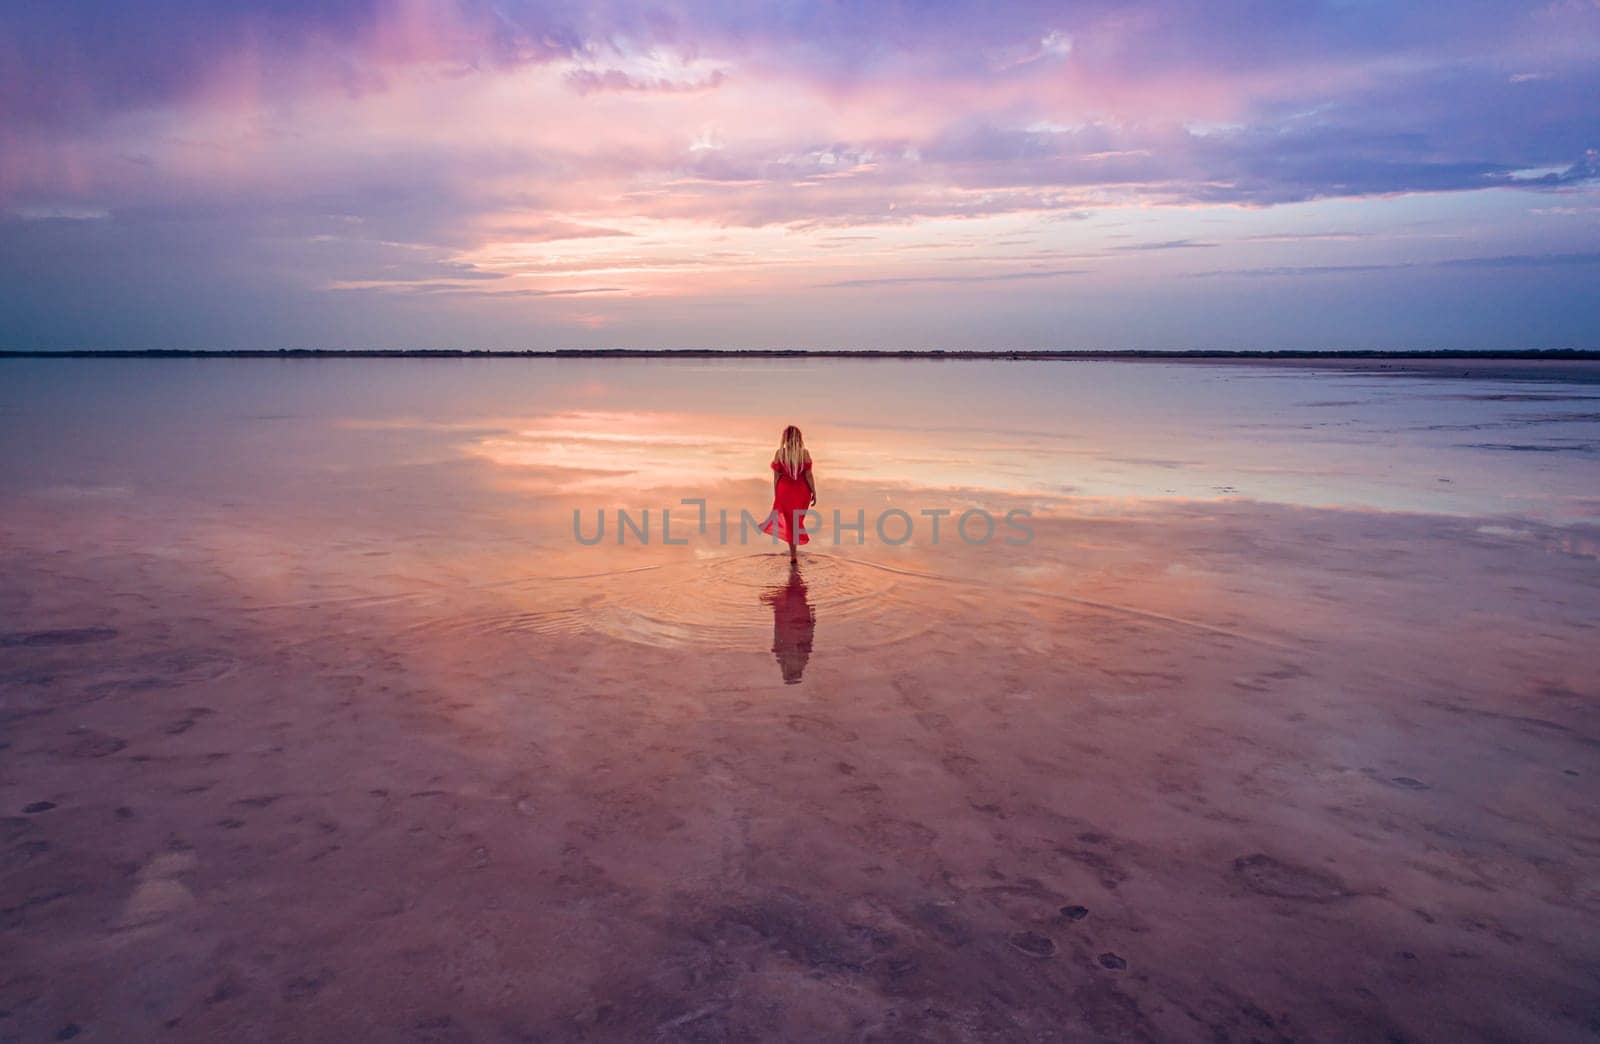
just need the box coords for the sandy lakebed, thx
[2,356,1598,1042]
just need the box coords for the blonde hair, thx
[776,425,807,478]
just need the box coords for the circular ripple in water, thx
[589,552,931,650]
[424,552,934,651]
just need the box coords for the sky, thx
[2,0,1599,350]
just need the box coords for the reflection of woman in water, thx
[760,425,817,562]
[763,563,815,684]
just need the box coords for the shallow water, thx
[3,356,1596,661]
[3,356,1598,518]
[2,357,1598,1041]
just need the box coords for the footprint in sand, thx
[135,649,237,683]
[892,674,933,709]
[1232,854,1352,902]
[65,732,126,758]
[233,794,285,809]
[1009,931,1057,958]
[910,903,973,948]
[940,752,982,776]
[120,851,197,929]
[785,714,858,742]
[1362,768,1431,791]
[164,708,215,736]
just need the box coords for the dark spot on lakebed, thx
[23,801,56,814]
[1098,952,1127,970]
[1,628,118,648]
[206,979,244,1005]
[282,969,333,1002]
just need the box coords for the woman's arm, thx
[804,464,817,506]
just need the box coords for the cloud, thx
[1236,231,1374,243]
[1435,251,1600,269]
[0,0,575,128]
[7,6,1600,218]
[1113,239,1216,251]
[477,220,633,243]
[1193,252,1600,278]
[565,67,727,93]
[333,283,627,298]
[1001,29,1073,70]
[2,1,1599,347]
[1190,263,1404,278]
[818,268,1088,288]
[9,206,110,221]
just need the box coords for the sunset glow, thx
[2,1,1598,348]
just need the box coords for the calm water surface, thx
[2,357,1597,523]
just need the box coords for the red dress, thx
[761,458,812,545]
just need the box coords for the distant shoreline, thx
[2,348,1597,361]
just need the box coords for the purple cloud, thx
[2,1,1598,348]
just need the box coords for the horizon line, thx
[2,348,1598,362]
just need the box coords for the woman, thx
[760,425,816,561]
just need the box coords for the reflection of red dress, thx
[763,568,815,684]
[761,459,812,545]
